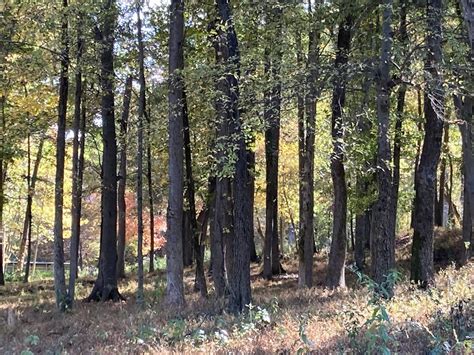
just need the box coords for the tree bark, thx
[411,0,445,287]
[216,0,251,313]
[455,94,473,264]
[435,124,449,226]
[263,4,284,279]
[182,92,195,268]
[392,0,408,237]
[327,14,352,289]
[53,0,69,310]
[87,0,123,302]
[146,108,155,273]
[166,0,185,307]
[18,137,44,273]
[298,1,319,288]
[0,97,4,286]
[135,2,146,305]
[116,75,132,279]
[371,0,395,295]
[68,13,85,306]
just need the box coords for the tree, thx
[327,13,353,289]
[86,0,123,302]
[411,0,445,286]
[370,0,396,295]
[68,12,86,305]
[263,2,284,279]
[53,0,69,310]
[166,0,185,307]
[135,0,146,305]
[298,0,319,288]
[116,75,132,279]
[216,0,251,313]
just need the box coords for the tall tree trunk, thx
[116,75,132,279]
[263,4,284,279]
[298,1,319,288]
[411,90,424,228]
[166,0,185,307]
[247,148,258,263]
[146,108,155,273]
[18,137,44,273]
[53,0,69,310]
[371,0,395,295]
[216,0,251,313]
[327,14,352,289]
[455,94,473,264]
[87,0,123,302]
[23,132,32,283]
[435,124,449,226]
[135,2,146,306]
[411,0,445,286]
[392,0,408,237]
[0,100,4,285]
[182,92,195,268]
[68,13,85,306]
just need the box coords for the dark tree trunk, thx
[166,0,185,307]
[182,92,195,268]
[194,205,209,297]
[18,137,44,274]
[371,0,395,295]
[411,90,424,228]
[247,148,258,263]
[411,0,445,287]
[435,125,449,226]
[0,97,4,285]
[327,14,352,289]
[116,75,132,279]
[263,4,283,279]
[135,2,146,305]
[87,0,123,302]
[392,0,408,237]
[216,0,251,313]
[0,96,4,286]
[181,90,206,296]
[68,13,85,306]
[455,94,473,264]
[146,108,155,273]
[23,132,32,283]
[355,209,370,271]
[298,2,319,289]
[53,0,69,310]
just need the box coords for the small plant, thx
[347,265,402,354]
[297,315,315,354]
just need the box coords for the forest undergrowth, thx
[0,229,472,354]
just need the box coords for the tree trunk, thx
[327,14,352,289]
[68,13,85,306]
[435,124,449,226]
[135,2,146,305]
[411,0,445,287]
[182,92,195,268]
[455,94,473,264]
[298,2,319,288]
[146,108,155,273]
[411,90,423,228]
[247,148,258,263]
[87,0,123,302]
[53,0,69,310]
[23,132,32,283]
[392,0,408,237]
[263,4,284,279]
[371,0,395,295]
[18,137,44,273]
[216,0,251,313]
[116,75,132,279]
[165,0,185,307]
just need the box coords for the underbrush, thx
[1,259,472,353]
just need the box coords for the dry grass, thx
[0,231,473,354]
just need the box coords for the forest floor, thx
[0,228,473,354]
